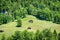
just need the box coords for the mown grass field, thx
[0,15,60,40]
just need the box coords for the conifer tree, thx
[16,18,22,27]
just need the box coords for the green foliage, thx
[1,35,5,40]
[42,29,52,40]
[0,14,13,25]
[11,31,21,40]
[53,14,60,24]
[34,30,40,40]
[23,30,33,40]
[0,0,60,24]
[52,30,57,40]
[13,7,27,19]
[5,29,60,40]
[7,37,12,40]
[57,33,60,40]
[16,18,22,27]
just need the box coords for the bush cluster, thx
[1,29,60,40]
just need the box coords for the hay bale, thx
[27,27,31,29]
[0,30,4,32]
[28,20,33,23]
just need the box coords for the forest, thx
[0,0,60,25]
[0,0,60,40]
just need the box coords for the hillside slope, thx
[0,15,60,39]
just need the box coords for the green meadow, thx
[0,15,60,40]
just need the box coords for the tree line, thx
[0,0,60,25]
[1,29,60,40]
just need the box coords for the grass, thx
[0,15,60,39]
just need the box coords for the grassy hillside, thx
[0,15,60,39]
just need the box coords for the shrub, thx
[16,19,22,27]
[1,35,5,40]
[0,14,13,24]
